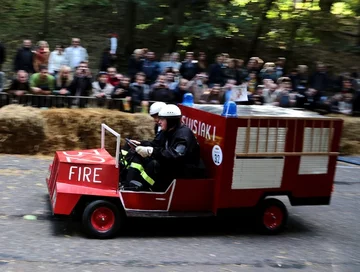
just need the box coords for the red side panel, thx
[120,179,214,212]
[169,178,214,212]
[120,182,175,211]
[179,105,226,214]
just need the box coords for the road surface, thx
[0,155,359,272]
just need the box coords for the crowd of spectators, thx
[0,38,359,115]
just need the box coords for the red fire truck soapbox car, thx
[46,103,343,238]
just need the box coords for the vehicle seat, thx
[175,159,207,179]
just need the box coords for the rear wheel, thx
[82,200,123,239]
[256,198,288,234]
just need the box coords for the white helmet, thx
[158,104,182,118]
[149,102,167,116]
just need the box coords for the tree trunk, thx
[246,0,275,61]
[319,0,335,13]
[285,20,301,71]
[168,0,186,53]
[42,0,50,39]
[123,0,137,57]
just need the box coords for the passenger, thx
[125,101,166,148]
[122,104,201,192]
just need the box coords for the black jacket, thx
[179,61,199,80]
[14,47,34,73]
[149,86,175,103]
[67,76,92,96]
[129,83,145,106]
[151,124,200,172]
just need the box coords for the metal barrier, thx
[0,92,150,112]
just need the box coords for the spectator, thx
[235,59,247,82]
[189,73,209,103]
[165,70,178,92]
[112,76,131,111]
[99,47,114,72]
[149,74,175,103]
[107,67,121,86]
[92,72,114,107]
[142,51,160,85]
[54,65,72,94]
[246,57,259,74]
[109,32,118,55]
[159,53,170,73]
[14,39,35,74]
[275,57,286,78]
[6,70,31,105]
[259,62,278,82]
[208,54,225,86]
[309,62,329,97]
[247,71,258,94]
[168,52,181,71]
[48,45,66,76]
[223,58,241,85]
[64,38,89,70]
[207,84,223,104]
[112,76,130,99]
[33,41,50,72]
[251,85,265,105]
[0,41,5,71]
[30,65,55,95]
[128,49,144,82]
[67,63,92,108]
[197,52,208,73]
[29,65,55,107]
[174,78,191,103]
[53,65,73,107]
[179,52,199,80]
[128,72,149,112]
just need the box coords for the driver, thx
[122,104,200,192]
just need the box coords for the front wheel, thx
[256,198,288,235]
[82,200,123,239]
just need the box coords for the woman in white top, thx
[48,45,66,76]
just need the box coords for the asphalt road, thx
[0,154,359,272]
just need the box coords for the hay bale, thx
[39,108,155,155]
[328,115,360,155]
[0,105,46,154]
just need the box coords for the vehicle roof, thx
[191,104,341,119]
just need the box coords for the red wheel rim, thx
[91,207,115,232]
[263,206,283,230]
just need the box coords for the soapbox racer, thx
[45,103,343,239]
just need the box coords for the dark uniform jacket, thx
[151,124,200,176]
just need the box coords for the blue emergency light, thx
[182,93,194,106]
[221,101,237,117]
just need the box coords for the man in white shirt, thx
[64,38,89,70]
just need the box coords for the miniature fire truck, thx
[45,102,343,239]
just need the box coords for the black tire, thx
[82,200,123,239]
[256,198,288,235]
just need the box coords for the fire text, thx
[68,166,102,183]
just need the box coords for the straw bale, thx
[0,105,46,154]
[1,105,359,156]
[328,114,360,155]
[39,108,154,155]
